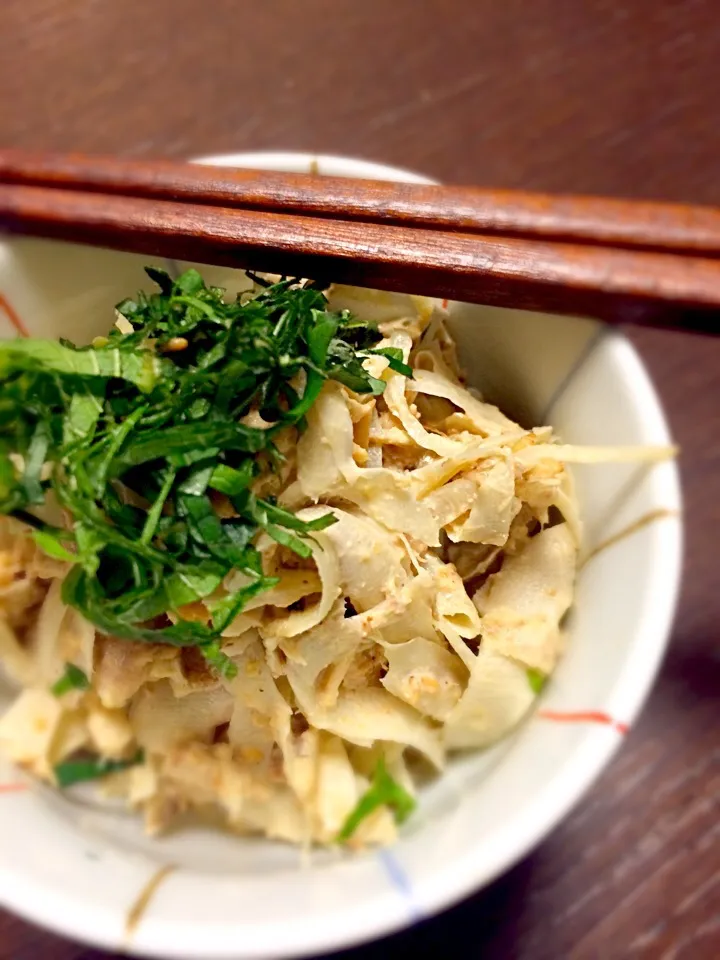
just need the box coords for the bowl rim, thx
[0,151,683,959]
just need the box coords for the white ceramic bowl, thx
[0,153,682,958]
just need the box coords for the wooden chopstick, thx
[1,152,720,332]
[2,149,720,257]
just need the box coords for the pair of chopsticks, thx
[1,149,720,332]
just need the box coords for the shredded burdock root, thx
[0,270,675,847]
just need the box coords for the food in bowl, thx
[0,268,672,848]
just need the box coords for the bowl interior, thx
[0,154,681,959]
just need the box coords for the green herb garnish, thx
[54,749,144,788]
[337,757,416,843]
[200,638,239,680]
[365,346,413,377]
[51,662,90,697]
[0,269,402,670]
[526,667,547,695]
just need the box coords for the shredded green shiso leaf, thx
[337,757,416,843]
[50,662,90,697]
[0,268,403,676]
[54,749,144,788]
[526,667,547,695]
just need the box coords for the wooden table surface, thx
[1,1,719,957]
